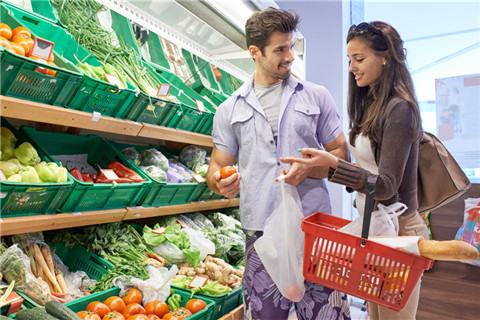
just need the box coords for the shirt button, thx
[270,140,274,144]
[277,162,281,166]
[306,109,310,113]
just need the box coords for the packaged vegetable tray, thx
[172,285,243,320]
[0,3,83,108]
[20,127,151,212]
[109,141,201,207]
[2,0,138,119]
[17,243,114,309]
[0,117,74,217]
[66,286,216,320]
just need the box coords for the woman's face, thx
[347,37,386,88]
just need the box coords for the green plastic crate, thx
[0,117,74,217]
[217,67,234,95]
[182,50,220,93]
[110,9,141,56]
[145,62,210,133]
[2,1,138,118]
[109,141,201,207]
[192,183,224,202]
[20,127,151,212]
[173,286,243,320]
[196,112,214,136]
[124,91,179,127]
[145,33,170,70]
[30,0,59,23]
[18,243,114,309]
[66,287,216,320]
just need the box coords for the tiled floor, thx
[287,296,370,320]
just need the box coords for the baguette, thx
[417,238,479,261]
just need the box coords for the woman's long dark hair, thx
[347,21,421,146]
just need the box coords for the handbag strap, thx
[361,174,379,244]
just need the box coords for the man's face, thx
[252,31,295,84]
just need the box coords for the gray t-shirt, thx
[253,80,285,140]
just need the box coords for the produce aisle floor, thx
[287,296,369,319]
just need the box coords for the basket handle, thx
[361,174,379,244]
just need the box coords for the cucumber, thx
[14,309,56,320]
[44,301,81,320]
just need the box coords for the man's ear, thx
[249,45,259,60]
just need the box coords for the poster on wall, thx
[435,74,480,169]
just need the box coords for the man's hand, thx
[213,170,241,199]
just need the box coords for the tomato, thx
[122,303,146,319]
[10,41,25,56]
[104,296,126,313]
[147,315,160,320]
[12,26,31,38]
[122,288,142,305]
[161,308,192,320]
[11,34,32,53]
[0,23,12,40]
[77,311,102,320]
[144,301,169,318]
[0,38,12,51]
[220,166,237,179]
[184,299,207,314]
[29,55,48,74]
[102,311,125,320]
[126,315,149,320]
[47,51,54,62]
[87,301,111,318]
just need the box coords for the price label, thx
[177,219,189,228]
[188,275,209,288]
[103,73,124,89]
[91,111,101,122]
[152,227,166,235]
[29,37,54,60]
[100,169,119,180]
[195,99,206,112]
[192,173,206,183]
[157,84,171,97]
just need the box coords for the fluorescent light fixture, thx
[203,0,253,33]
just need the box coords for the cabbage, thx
[179,146,206,170]
[141,148,169,171]
[122,147,142,166]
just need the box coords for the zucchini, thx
[44,301,81,320]
[14,309,56,320]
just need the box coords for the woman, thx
[281,21,428,319]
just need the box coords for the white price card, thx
[188,275,209,288]
[195,99,206,112]
[30,37,54,60]
[103,73,124,89]
[157,84,171,97]
[192,173,206,183]
[152,227,166,235]
[100,169,119,181]
[177,219,189,228]
[91,111,101,122]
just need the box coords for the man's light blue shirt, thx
[212,74,342,230]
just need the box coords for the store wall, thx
[278,0,353,219]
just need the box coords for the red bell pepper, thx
[107,161,145,182]
[69,168,84,182]
[82,173,93,182]
[115,177,133,183]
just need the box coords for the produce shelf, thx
[0,199,239,236]
[1,95,214,146]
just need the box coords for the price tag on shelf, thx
[157,84,171,97]
[103,73,124,89]
[29,37,54,60]
[188,275,209,288]
[91,111,101,122]
[72,212,82,216]
[192,173,206,183]
[195,99,206,112]
[177,219,189,228]
[152,227,166,235]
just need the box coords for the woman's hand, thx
[280,148,339,169]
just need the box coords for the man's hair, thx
[245,7,300,54]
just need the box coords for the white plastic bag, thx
[339,202,406,237]
[254,175,305,302]
[113,265,179,304]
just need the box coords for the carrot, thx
[31,243,63,293]
[54,264,68,294]
[40,245,55,276]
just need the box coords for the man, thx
[206,7,351,320]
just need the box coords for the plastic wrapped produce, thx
[179,146,207,170]
[140,165,167,182]
[122,147,142,166]
[141,148,169,171]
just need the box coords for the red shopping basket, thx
[302,212,433,311]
